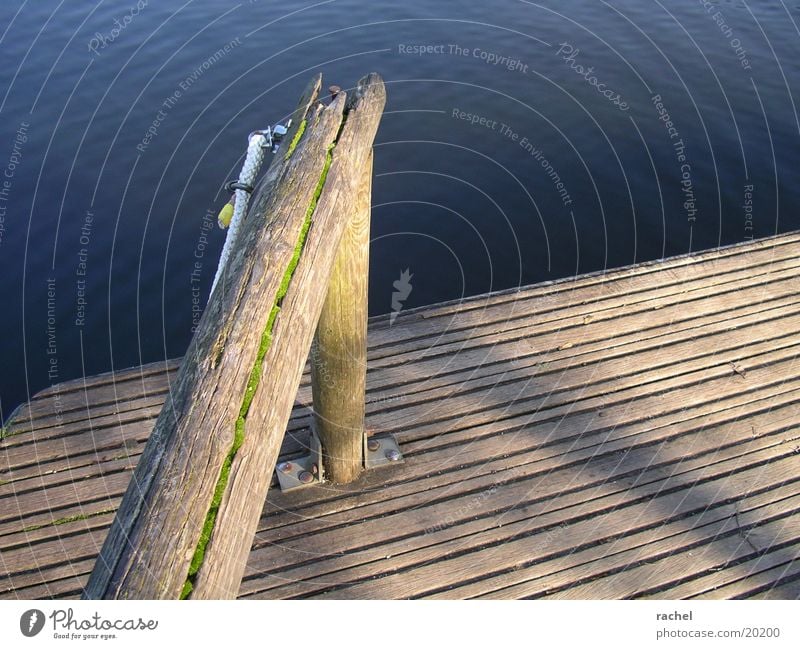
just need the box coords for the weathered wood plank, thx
[369,230,800,330]
[8,576,85,600]
[14,363,177,426]
[286,286,800,464]
[10,412,795,596]
[367,335,800,449]
[363,239,800,356]
[29,360,180,402]
[481,498,798,601]
[0,470,129,534]
[308,450,800,600]
[2,419,153,477]
[245,479,800,600]
[356,268,800,394]
[542,512,800,600]
[740,574,800,599]
[244,414,800,599]
[647,541,800,600]
[0,511,116,554]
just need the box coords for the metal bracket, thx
[364,433,404,469]
[276,429,403,493]
[275,430,323,493]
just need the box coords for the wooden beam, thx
[189,74,385,598]
[83,73,385,599]
[311,151,372,484]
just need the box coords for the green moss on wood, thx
[185,419,244,578]
[181,142,336,599]
[180,580,193,599]
[21,508,116,533]
[283,119,307,160]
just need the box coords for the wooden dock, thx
[3,231,800,599]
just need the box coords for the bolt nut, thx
[385,449,401,462]
[367,439,381,452]
[277,462,292,473]
[298,470,314,484]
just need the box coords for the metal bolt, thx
[385,449,401,462]
[278,462,292,473]
[367,439,381,452]
[298,470,314,484]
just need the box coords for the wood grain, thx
[311,152,372,484]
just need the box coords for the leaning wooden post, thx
[311,151,372,484]
[82,73,385,600]
[192,76,384,598]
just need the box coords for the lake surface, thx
[1,0,799,419]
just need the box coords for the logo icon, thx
[20,609,45,637]
[390,268,413,325]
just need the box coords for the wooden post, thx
[83,73,385,599]
[311,152,372,484]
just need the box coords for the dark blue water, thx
[1,0,799,420]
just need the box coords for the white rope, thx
[209,132,267,297]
